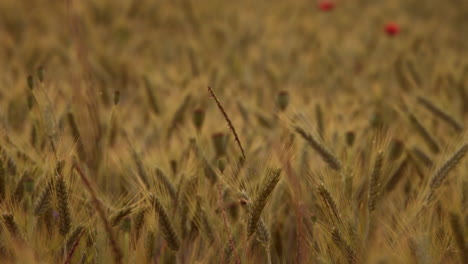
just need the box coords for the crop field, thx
[0,0,467,263]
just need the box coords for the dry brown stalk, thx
[208,86,246,160]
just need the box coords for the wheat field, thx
[0,0,467,263]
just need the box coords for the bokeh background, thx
[0,0,467,263]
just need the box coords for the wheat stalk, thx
[217,184,240,264]
[67,111,86,161]
[73,162,123,264]
[63,227,84,264]
[133,208,147,244]
[208,86,246,160]
[315,104,324,138]
[63,225,85,253]
[449,212,467,263]
[195,197,215,243]
[0,159,5,201]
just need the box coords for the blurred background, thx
[0,1,467,263]
[0,0,466,157]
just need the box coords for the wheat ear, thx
[33,179,53,216]
[331,228,357,264]
[385,159,408,193]
[150,195,180,251]
[427,144,468,202]
[408,112,440,154]
[2,214,23,242]
[417,96,463,132]
[247,168,281,237]
[56,174,71,236]
[133,208,147,244]
[318,185,343,227]
[155,168,177,202]
[295,126,341,170]
[110,206,132,227]
[368,151,383,212]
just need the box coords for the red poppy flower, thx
[384,22,400,36]
[319,1,335,11]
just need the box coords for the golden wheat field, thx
[0,0,467,263]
